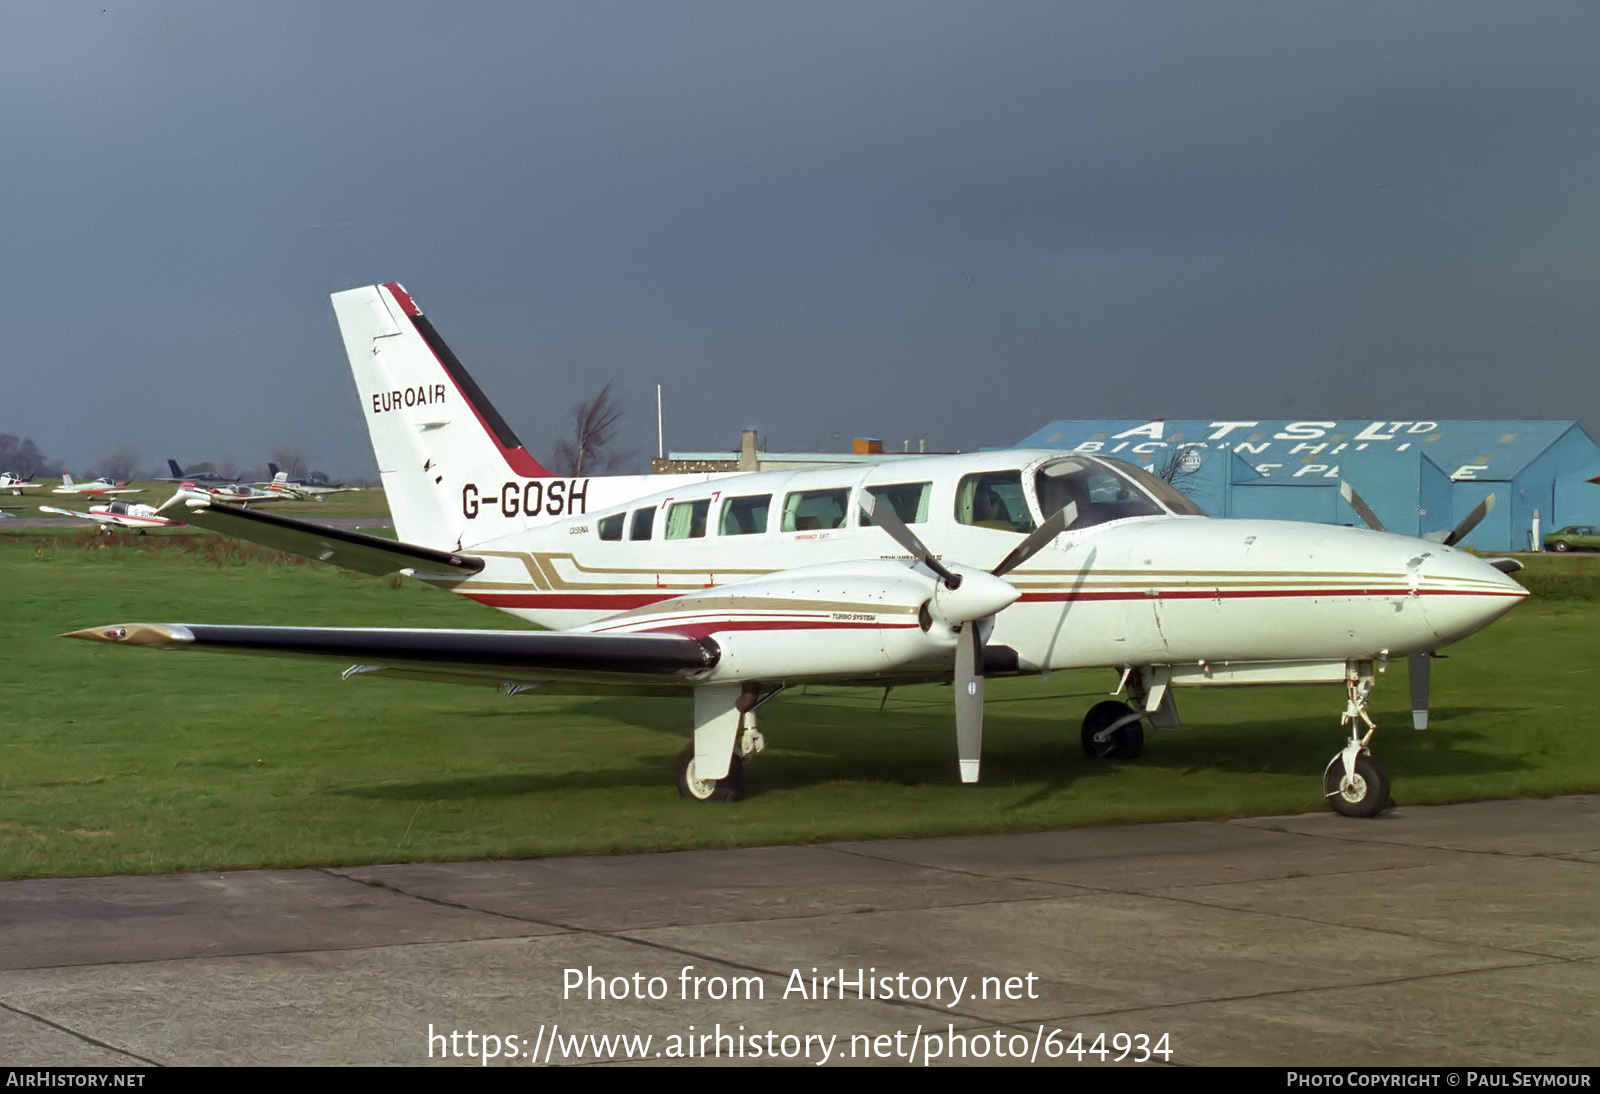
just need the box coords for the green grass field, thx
[2,526,1597,879]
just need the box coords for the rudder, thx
[332,283,555,549]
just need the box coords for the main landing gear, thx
[676,682,773,802]
[1322,664,1392,818]
[1080,700,1145,760]
[676,744,746,802]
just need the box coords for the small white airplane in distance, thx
[1,472,43,495]
[40,499,184,533]
[53,475,140,497]
[67,283,1527,816]
[179,473,292,506]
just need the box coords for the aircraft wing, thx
[160,495,483,578]
[62,623,717,690]
[39,505,111,523]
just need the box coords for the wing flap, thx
[161,494,482,577]
[63,623,717,686]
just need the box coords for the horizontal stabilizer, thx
[161,494,482,577]
[62,624,718,685]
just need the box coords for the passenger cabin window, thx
[781,488,850,532]
[629,506,655,541]
[719,494,771,536]
[597,514,624,541]
[860,482,931,526]
[664,498,710,539]
[955,472,1037,533]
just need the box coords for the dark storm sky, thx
[6,2,1599,477]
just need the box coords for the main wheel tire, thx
[676,744,745,802]
[1081,700,1144,760]
[1323,753,1390,817]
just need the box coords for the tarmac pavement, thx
[2,794,1597,1067]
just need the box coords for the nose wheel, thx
[1323,664,1392,817]
[1323,751,1390,817]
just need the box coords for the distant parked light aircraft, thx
[179,472,292,506]
[40,499,183,533]
[68,283,1526,815]
[156,459,234,484]
[256,464,358,500]
[0,472,43,495]
[53,475,139,497]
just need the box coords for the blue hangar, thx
[1015,419,1600,552]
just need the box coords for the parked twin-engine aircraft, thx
[53,475,140,497]
[40,499,183,533]
[66,283,1527,815]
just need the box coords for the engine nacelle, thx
[581,559,961,682]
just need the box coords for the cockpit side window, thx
[1034,457,1191,529]
[955,472,1037,533]
[1098,457,1207,517]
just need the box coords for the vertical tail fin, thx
[167,459,185,478]
[268,472,288,495]
[331,283,555,548]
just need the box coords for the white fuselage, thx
[418,451,1524,683]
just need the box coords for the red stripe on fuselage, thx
[1017,587,1524,603]
[461,585,1522,614]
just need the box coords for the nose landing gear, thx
[1323,664,1392,817]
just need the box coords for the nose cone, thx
[1414,546,1528,647]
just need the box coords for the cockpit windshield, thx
[1034,456,1204,529]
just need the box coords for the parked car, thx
[1543,525,1600,552]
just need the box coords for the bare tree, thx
[269,444,308,481]
[94,448,141,482]
[0,433,56,477]
[552,384,633,476]
[1153,444,1203,496]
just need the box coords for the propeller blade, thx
[1339,481,1386,533]
[1408,652,1431,730]
[990,503,1076,577]
[1443,494,1495,547]
[953,624,983,783]
[860,493,961,588]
